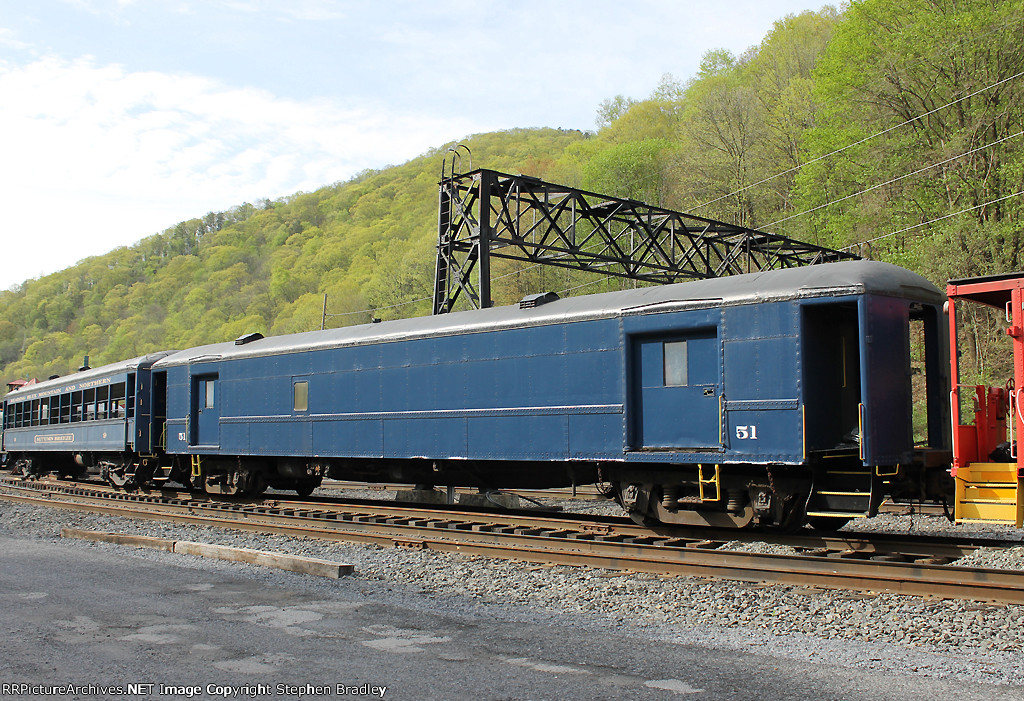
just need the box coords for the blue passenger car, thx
[147,260,950,527]
[2,352,174,483]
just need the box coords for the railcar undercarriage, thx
[603,455,952,530]
[5,451,953,530]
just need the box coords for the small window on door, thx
[204,381,215,409]
[293,381,308,412]
[664,340,688,386]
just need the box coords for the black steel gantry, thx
[432,147,858,315]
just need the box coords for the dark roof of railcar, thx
[153,260,941,368]
[4,351,177,401]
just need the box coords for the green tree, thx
[595,95,637,128]
[795,0,1024,268]
[0,128,587,384]
[794,0,1024,380]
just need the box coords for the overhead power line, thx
[761,129,1024,229]
[693,70,1024,213]
[844,190,1024,251]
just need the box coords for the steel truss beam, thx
[433,166,858,315]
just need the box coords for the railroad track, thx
[319,479,948,515]
[4,475,982,558]
[318,480,605,501]
[1,475,1022,605]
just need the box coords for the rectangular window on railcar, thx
[204,381,215,409]
[84,389,95,421]
[30,399,40,426]
[126,375,136,419]
[110,383,125,419]
[293,381,308,412]
[40,401,49,424]
[663,341,689,386]
[60,394,71,423]
[97,385,108,420]
[71,391,82,422]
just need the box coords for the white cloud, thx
[61,0,348,22]
[0,55,484,289]
[0,27,32,50]
[0,1,829,290]
[232,0,348,22]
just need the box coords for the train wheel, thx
[294,478,322,497]
[246,474,268,497]
[206,470,267,497]
[13,458,39,477]
[100,461,135,489]
[613,482,663,527]
[627,510,659,528]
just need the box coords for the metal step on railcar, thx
[804,467,878,524]
[954,462,1023,527]
[150,463,175,483]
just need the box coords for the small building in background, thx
[6,379,37,394]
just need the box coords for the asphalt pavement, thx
[0,534,1019,701]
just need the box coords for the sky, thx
[0,0,828,291]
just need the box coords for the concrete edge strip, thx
[61,528,175,551]
[60,528,354,578]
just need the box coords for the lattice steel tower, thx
[433,145,857,315]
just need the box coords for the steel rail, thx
[2,478,1023,604]
[317,480,951,518]
[319,480,604,500]
[2,475,999,559]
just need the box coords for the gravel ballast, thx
[1,493,1022,690]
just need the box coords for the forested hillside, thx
[2,0,1021,385]
[0,129,586,381]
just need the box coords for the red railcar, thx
[947,273,1024,527]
